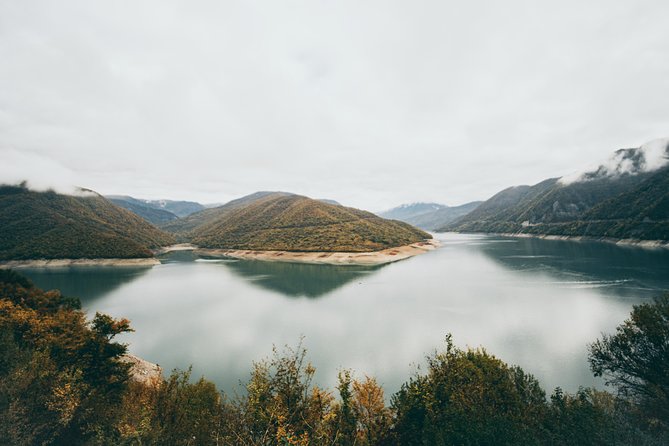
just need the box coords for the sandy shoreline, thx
[0,239,439,268]
[193,239,439,265]
[486,232,669,249]
[0,258,161,269]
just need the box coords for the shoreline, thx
[456,232,669,249]
[1,239,440,268]
[0,258,161,269]
[192,239,439,265]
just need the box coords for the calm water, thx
[21,233,669,397]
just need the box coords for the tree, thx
[226,342,337,445]
[389,335,547,445]
[589,294,669,428]
[0,270,133,445]
[352,376,390,445]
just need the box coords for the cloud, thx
[0,148,82,194]
[0,0,668,210]
[559,138,669,184]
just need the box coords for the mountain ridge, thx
[380,201,482,230]
[445,139,669,241]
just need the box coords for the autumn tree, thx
[352,376,390,445]
[226,342,337,445]
[0,270,133,445]
[589,294,669,428]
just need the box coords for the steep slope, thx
[380,201,482,230]
[536,166,669,241]
[107,196,179,224]
[446,139,669,240]
[0,185,175,259]
[189,193,431,252]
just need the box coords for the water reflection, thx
[20,266,152,304]
[16,234,669,399]
[471,235,669,299]
[222,260,385,298]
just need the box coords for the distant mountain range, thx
[444,138,669,241]
[379,201,482,230]
[105,195,205,224]
[0,185,174,260]
[163,192,431,252]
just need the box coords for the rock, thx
[121,354,162,386]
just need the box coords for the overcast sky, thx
[1,0,668,211]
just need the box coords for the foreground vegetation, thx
[1,270,668,445]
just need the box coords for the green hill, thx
[0,185,175,260]
[171,192,431,252]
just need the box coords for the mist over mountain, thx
[560,138,669,184]
[446,139,669,241]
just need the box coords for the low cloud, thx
[0,148,82,194]
[559,138,669,185]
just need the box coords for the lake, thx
[20,233,669,398]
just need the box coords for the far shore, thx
[192,239,439,265]
[455,231,669,249]
[0,258,161,269]
[0,239,439,269]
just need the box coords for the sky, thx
[1,0,668,211]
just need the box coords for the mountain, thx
[163,192,431,252]
[0,185,175,259]
[160,191,292,235]
[379,201,482,230]
[445,138,669,241]
[107,196,179,225]
[105,195,205,218]
[380,203,448,221]
[147,199,205,217]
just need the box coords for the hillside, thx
[160,191,291,235]
[182,193,431,252]
[380,201,481,230]
[107,196,179,224]
[0,185,175,260]
[446,139,669,241]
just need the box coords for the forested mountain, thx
[445,139,669,240]
[107,196,179,224]
[105,195,204,218]
[166,192,431,252]
[0,185,174,259]
[380,201,482,230]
